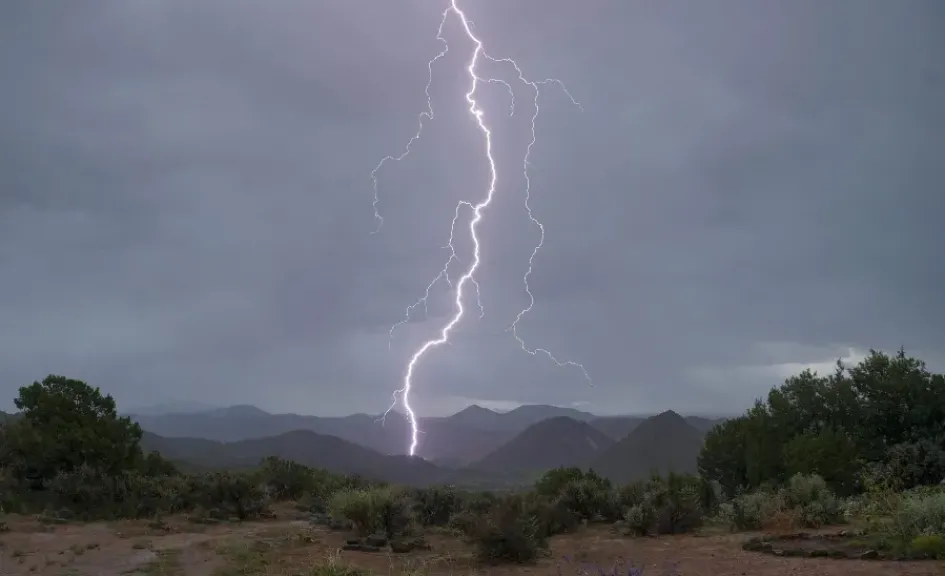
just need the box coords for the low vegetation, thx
[1,349,943,572]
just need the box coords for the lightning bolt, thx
[373,1,589,457]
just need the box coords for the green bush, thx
[617,474,705,536]
[780,473,844,528]
[556,476,619,522]
[715,490,782,531]
[714,474,844,532]
[909,534,945,559]
[328,486,413,538]
[457,490,497,515]
[883,490,945,543]
[527,494,580,537]
[412,485,459,526]
[534,467,586,498]
[257,456,316,501]
[459,494,549,564]
[623,503,657,536]
[201,471,271,520]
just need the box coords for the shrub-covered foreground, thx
[2,361,944,565]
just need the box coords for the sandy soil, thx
[0,513,941,576]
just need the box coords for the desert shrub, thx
[622,502,657,536]
[534,467,587,498]
[556,475,619,522]
[375,487,414,539]
[329,489,376,535]
[329,486,413,538]
[533,468,617,524]
[908,534,945,559]
[619,473,704,536]
[872,490,945,553]
[527,494,580,537]
[458,494,549,564]
[457,490,498,515]
[780,473,844,528]
[296,470,371,515]
[412,485,459,526]
[617,480,647,510]
[715,474,844,532]
[652,473,705,534]
[715,489,782,531]
[201,471,270,520]
[41,466,201,520]
[257,457,316,501]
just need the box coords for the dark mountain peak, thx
[506,404,591,417]
[652,409,685,423]
[633,410,690,432]
[590,410,704,484]
[456,404,497,415]
[472,416,614,473]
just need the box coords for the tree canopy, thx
[698,349,945,497]
[1,375,145,487]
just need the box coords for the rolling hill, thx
[139,429,450,487]
[591,410,705,484]
[471,416,615,473]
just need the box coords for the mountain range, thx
[3,403,727,488]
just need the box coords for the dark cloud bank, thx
[1,0,943,417]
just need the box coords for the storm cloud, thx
[1,0,943,416]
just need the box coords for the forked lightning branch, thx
[371,0,590,456]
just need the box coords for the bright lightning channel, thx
[372,1,589,457]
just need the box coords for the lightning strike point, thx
[373,1,590,457]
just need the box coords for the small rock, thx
[365,534,388,547]
[859,550,879,560]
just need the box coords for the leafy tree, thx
[698,350,945,495]
[533,466,588,498]
[698,417,750,498]
[783,427,860,496]
[4,375,144,487]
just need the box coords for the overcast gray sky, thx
[2,0,943,417]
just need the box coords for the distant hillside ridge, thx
[132,403,727,469]
[139,429,449,487]
[590,414,727,440]
[471,416,615,473]
[591,410,704,484]
[431,403,597,433]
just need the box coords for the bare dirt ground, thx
[1,511,942,576]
